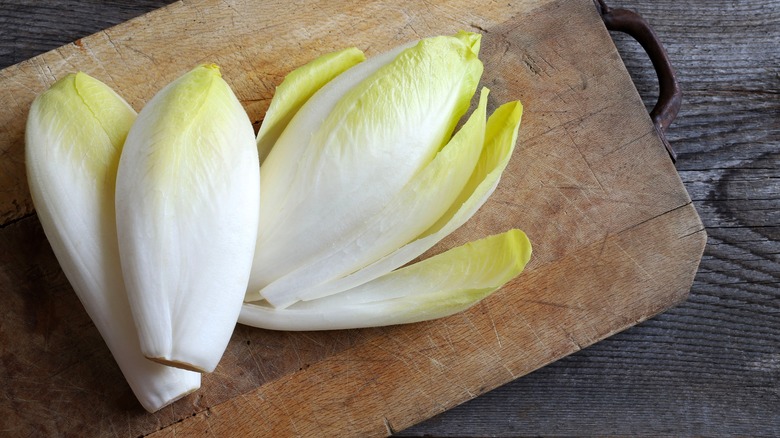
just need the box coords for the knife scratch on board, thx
[480,300,503,349]
[516,313,548,351]
[101,30,126,64]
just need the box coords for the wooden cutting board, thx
[0,0,706,436]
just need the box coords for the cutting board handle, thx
[595,0,682,163]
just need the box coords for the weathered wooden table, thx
[0,0,777,436]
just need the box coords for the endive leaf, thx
[248,33,484,297]
[247,40,417,298]
[25,72,200,412]
[259,87,490,308]
[239,229,531,330]
[252,40,416,229]
[291,99,524,300]
[116,64,259,373]
[257,47,366,164]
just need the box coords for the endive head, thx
[26,72,136,189]
[116,63,260,373]
[249,31,486,298]
[25,74,202,412]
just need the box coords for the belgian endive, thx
[25,72,200,412]
[116,65,260,373]
[242,31,527,323]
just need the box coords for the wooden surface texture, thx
[0,0,774,436]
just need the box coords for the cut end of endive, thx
[139,371,201,412]
[153,386,200,412]
[147,357,206,374]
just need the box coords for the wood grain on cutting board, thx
[0,0,705,436]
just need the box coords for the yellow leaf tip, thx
[455,30,482,54]
[507,228,532,269]
[200,63,222,76]
[46,72,82,93]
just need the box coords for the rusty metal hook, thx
[594,0,682,162]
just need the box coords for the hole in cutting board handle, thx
[594,0,682,163]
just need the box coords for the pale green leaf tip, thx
[279,46,365,87]
[48,71,93,96]
[45,71,93,91]
[490,98,524,128]
[396,229,531,323]
[506,99,524,122]
[480,86,490,100]
[461,229,532,283]
[452,229,530,308]
[178,63,223,85]
[198,63,222,77]
[486,98,524,157]
[334,47,366,63]
[506,228,533,274]
[29,70,136,181]
[454,30,482,55]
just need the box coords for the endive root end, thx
[147,356,207,373]
[148,385,201,413]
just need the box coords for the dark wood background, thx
[1,0,777,436]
